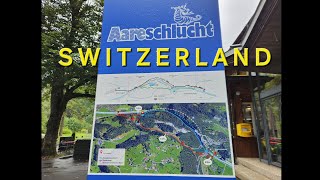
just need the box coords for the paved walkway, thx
[235,158,281,180]
[42,157,88,180]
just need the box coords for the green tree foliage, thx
[42,93,95,134]
[66,98,95,123]
[264,74,281,90]
[65,98,95,132]
[65,117,83,133]
[41,0,103,156]
[62,128,72,134]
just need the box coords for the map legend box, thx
[97,148,125,166]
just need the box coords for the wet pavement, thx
[42,157,88,180]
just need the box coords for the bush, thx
[62,128,72,135]
[87,127,92,133]
[81,129,88,134]
[65,117,83,133]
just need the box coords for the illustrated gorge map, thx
[88,71,235,177]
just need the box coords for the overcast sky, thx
[219,0,260,51]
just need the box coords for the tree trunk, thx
[59,112,65,136]
[42,84,68,156]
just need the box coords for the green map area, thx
[90,103,234,176]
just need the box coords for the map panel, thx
[89,103,234,177]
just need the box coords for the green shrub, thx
[81,129,88,133]
[65,117,83,133]
[87,127,92,133]
[62,128,72,135]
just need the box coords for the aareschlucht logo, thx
[107,4,214,42]
[172,4,202,25]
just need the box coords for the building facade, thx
[225,0,281,168]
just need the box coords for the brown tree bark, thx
[42,84,68,156]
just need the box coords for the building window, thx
[242,102,254,123]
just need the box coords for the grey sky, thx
[219,0,260,51]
